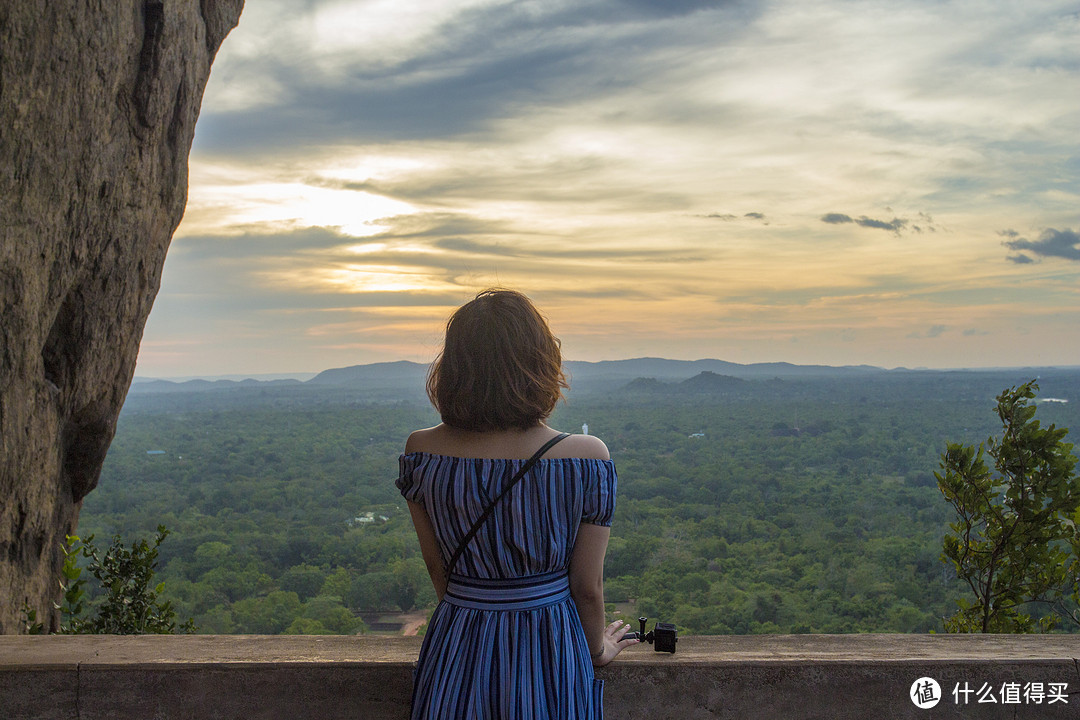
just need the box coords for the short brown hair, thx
[427,289,568,431]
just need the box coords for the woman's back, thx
[398,290,634,719]
[397,427,616,719]
[399,440,615,579]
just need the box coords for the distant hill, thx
[129,357,1080,402]
[121,360,1080,415]
[565,356,881,380]
[127,377,303,394]
[678,371,747,393]
[132,357,890,395]
[307,361,428,386]
[622,377,667,393]
[562,358,883,394]
[297,358,886,395]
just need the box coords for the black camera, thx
[623,616,678,654]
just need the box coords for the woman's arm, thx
[569,522,637,666]
[407,500,447,602]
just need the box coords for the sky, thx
[135,0,1080,377]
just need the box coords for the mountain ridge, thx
[130,357,1080,401]
[130,354,889,395]
[131,357,1080,394]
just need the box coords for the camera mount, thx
[625,616,678,653]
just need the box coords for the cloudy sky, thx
[136,0,1080,377]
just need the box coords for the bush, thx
[25,526,196,634]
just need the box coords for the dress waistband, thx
[443,570,571,611]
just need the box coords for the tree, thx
[302,595,365,634]
[346,571,395,612]
[77,526,197,634]
[937,381,1080,632]
[390,558,432,612]
[231,591,302,634]
[280,564,327,601]
[24,526,196,634]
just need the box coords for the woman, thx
[396,289,636,719]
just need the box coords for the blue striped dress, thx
[397,452,617,720]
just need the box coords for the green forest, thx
[76,366,1080,636]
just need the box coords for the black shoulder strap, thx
[445,432,571,575]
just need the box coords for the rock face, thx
[0,0,243,633]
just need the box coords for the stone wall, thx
[0,0,243,633]
[2,635,1078,719]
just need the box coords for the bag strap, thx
[445,432,571,575]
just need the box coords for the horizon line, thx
[132,356,1080,383]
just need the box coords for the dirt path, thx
[400,613,427,636]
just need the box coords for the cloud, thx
[820,213,907,233]
[431,235,702,262]
[162,213,706,330]
[171,227,356,261]
[700,212,768,223]
[614,0,736,19]
[359,213,512,241]
[194,0,758,153]
[1002,228,1080,262]
[855,217,907,232]
[907,324,947,339]
[362,212,709,264]
[908,212,937,234]
[139,0,1080,375]
[344,156,691,214]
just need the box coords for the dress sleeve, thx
[580,459,617,526]
[396,453,424,504]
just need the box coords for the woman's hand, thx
[591,620,639,667]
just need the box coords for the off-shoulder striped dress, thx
[397,452,617,720]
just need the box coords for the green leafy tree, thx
[302,595,365,634]
[57,534,89,633]
[284,617,331,635]
[23,527,195,634]
[320,567,353,598]
[280,564,327,601]
[937,381,1080,632]
[346,571,394,612]
[1066,534,1080,627]
[78,526,197,634]
[22,533,91,634]
[232,591,302,634]
[390,558,431,612]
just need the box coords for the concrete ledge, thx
[2,635,1078,719]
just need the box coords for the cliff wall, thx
[0,0,243,633]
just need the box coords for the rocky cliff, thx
[0,0,243,633]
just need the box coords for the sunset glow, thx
[136,0,1080,377]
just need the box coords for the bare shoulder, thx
[405,425,609,460]
[404,425,444,454]
[551,433,610,461]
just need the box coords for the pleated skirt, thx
[409,571,603,720]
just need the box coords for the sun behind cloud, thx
[137,0,1080,377]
